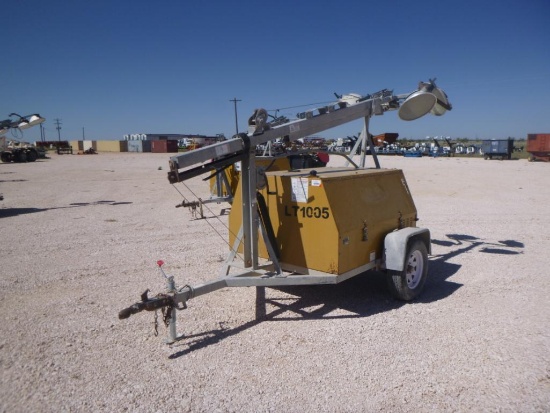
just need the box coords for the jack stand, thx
[166,309,179,344]
[163,273,184,344]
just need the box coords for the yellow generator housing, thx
[209,157,292,198]
[229,166,418,275]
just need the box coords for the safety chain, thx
[153,310,159,336]
[161,303,174,327]
[150,291,188,336]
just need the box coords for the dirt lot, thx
[1,152,549,412]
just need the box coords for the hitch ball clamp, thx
[118,289,173,320]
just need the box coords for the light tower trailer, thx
[1,114,46,163]
[0,140,42,163]
[119,79,452,344]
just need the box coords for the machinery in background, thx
[1,113,46,163]
[1,113,46,201]
[481,138,514,160]
[526,134,550,162]
[0,138,44,163]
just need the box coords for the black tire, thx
[14,151,27,163]
[387,240,428,301]
[26,149,38,162]
[1,152,12,163]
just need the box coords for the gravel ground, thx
[0,152,549,412]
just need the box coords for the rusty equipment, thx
[527,134,550,162]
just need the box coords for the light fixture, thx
[26,114,46,127]
[16,114,45,130]
[398,79,452,121]
[398,91,437,121]
[17,119,30,129]
[2,113,46,132]
[429,87,451,116]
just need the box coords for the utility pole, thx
[54,118,62,141]
[229,98,241,135]
[82,127,85,140]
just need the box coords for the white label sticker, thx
[311,179,322,187]
[291,177,309,203]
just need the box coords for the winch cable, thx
[266,99,335,113]
[170,181,190,204]
[171,181,245,263]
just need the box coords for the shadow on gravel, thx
[431,233,524,255]
[0,200,133,218]
[0,207,48,217]
[168,275,404,358]
[423,233,525,301]
[170,233,525,359]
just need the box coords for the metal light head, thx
[418,79,452,116]
[398,91,437,121]
[429,87,451,116]
[18,114,45,130]
[398,79,452,120]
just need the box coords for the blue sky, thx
[2,0,549,142]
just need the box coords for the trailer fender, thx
[384,227,431,271]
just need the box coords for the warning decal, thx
[291,177,309,203]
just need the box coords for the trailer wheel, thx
[1,152,12,163]
[26,149,38,162]
[387,240,428,301]
[14,151,27,163]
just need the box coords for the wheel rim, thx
[405,250,424,289]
